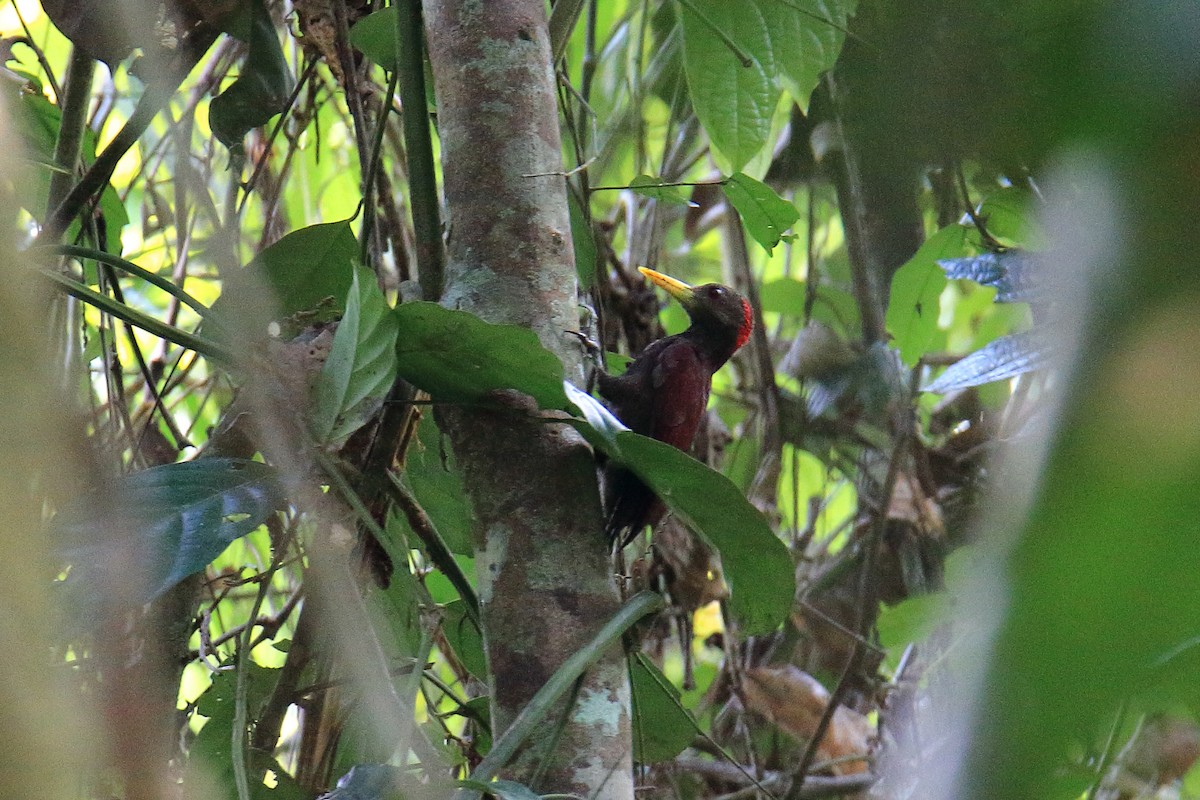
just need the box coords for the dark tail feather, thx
[603,465,665,549]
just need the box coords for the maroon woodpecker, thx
[599,267,753,547]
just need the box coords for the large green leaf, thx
[403,414,474,555]
[630,653,697,763]
[565,385,795,635]
[218,221,358,326]
[678,0,856,170]
[210,0,296,149]
[55,459,286,607]
[393,302,570,410]
[13,89,128,253]
[886,224,965,365]
[763,0,858,106]
[723,172,800,253]
[186,665,305,800]
[311,266,400,447]
[349,7,399,70]
[678,0,777,171]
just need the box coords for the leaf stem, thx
[395,0,446,300]
[39,268,237,365]
[457,591,665,799]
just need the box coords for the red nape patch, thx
[736,298,754,350]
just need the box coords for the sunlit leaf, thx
[393,302,570,409]
[678,0,856,170]
[678,0,776,171]
[723,172,801,253]
[310,266,400,447]
[887,224,965,365]
[628,175,697,207]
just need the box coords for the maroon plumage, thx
[599,267,753,547]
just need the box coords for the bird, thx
[598,266,753,548]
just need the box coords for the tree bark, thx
[423,2,633,796]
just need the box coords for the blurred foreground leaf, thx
[55,459,285,608]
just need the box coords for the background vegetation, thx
[3,1,1200,799]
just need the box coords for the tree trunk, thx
[423,2,634,796]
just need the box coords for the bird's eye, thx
[707,286,725,299]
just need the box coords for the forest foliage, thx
[4,1,1200,799]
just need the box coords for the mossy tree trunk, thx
[423,2,634,796]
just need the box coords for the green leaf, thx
[350,7,399,70]
[723,172,801,253]
[616,434,794,633]
[763,0,858,108]
[12,90,128,252]
[311,266,400,447]
[630,653,697,763]
[221,220,358,325]
[54,459,285,608]
[564,385,795,635]
[678,0,856,169]
[400,415,475,555]
[209,0,295,149]
[886,224,966,365]
[628,175,697,207]
[568,190,598,290]
[394,302,569,410]
[877,592,952,669]
[318,765,405,800]
[759,278,807,315]
[187,666,304,800]
[442,600,487,681]
[457,780,540,800]
[678,0,776,171]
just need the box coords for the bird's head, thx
[639,267,753,355]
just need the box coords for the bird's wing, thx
[650,340,711,451]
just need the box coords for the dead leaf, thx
[743,665,873,774]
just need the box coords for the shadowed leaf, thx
[630,653,697,763]
[54,459,286,608]
[393,302,570,409]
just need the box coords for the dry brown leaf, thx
[743,665,873,774]
[887,471,944,537]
